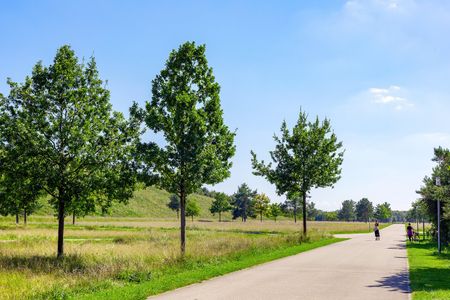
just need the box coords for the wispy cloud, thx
[368,85,413,110]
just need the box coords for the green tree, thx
[210,192,231,222]
[409,199,428,236]
[137,42,235,254]
[374,202,392,222]
[231,183,256,222]
[325,211,338,221]
[355,198,374,222]
[338,200,356,221]
[251,110,344,234]
[167,194,180,219]
[282,194,301,223]
[186,199,200,221]
[307,201,319,221]
[0,45,139,257]
[0,95,44,225]
[417,147,450,244]
[253,193,270,222]
[267,203,282,222]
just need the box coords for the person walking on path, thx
[374,221,380,240]
[406,223,414,242]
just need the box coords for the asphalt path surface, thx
[149,224,410,300]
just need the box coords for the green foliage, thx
[0,94,44,223]
[231,183,257,222]
[374,202,392,222]
[209,192,231,222]
[281,196,301,222]
[251,109,344,233]
[186,199,200,221]
[325,211,338,221]
[167,194,180,219]
[338,200,356,221]
[253,193,270,222]
[307,201,319,221]
[417,147,450,244]
[266,203,282,222]
[407,200,428,224]
[355,198,373,222]
[1,45,139,256]
[137,41,235,253]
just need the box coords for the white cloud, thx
[368,85,413,110]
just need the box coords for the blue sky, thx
[1,0,450,210]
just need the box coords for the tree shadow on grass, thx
[0,254,87,274]
[367,271,411,294]
[408,241,450,293]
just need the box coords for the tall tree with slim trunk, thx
[138,42,235,254]
[251,110,344,234]
[1,45,139,257]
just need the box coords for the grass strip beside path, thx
[407,240,450,300]
[76,237,345,300]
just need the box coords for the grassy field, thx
[0,216,383,300]
[34,186,219,219]
[407,240,450,300]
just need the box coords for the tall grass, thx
[0,219,333,299]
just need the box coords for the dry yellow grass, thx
[0,217,388,299]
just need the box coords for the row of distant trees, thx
[169,184,283,222]
[334,199,393,222]
[189,188,396,223]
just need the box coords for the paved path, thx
[149,224,410,300]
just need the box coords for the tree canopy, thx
[0,45,139,257]
[136,41,235,253]
[338,200,356,221]
[231,183,256,222]
[417,147,450,244]
[251,110,344,233]
[186,199,200,221]
[355,198,373,222]
[253,193,270,222]
[210,192,231,222]
[374,202,392,222]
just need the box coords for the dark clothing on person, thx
[407,225,413,241]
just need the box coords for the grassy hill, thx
[36,186,221,219]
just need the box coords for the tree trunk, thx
[422,219,425,240]
[23,209,27,225]
[177,209,179,220]
[72,212,76,225]
[302,192,307,234]
[294,205,297,223]
[180,190,186,255]
[57,194,65,258]
[219,212,221,222]
[15,213,19,225]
